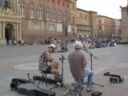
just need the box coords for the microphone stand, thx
[84,49,97,70]
[84,48,104,87]
[59,54,66,88]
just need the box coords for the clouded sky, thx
[77,0,127,19]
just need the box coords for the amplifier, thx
[109,75,124,83]
[110,76,120,83]
[91,91,102,96]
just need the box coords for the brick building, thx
[97,15,113,39]
[18,0,45,42]
[112,19,121,40]
[18,0,77,42]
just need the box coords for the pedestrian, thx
[68,40,94,92]
[52,38,58,50]
[39,44,60,80]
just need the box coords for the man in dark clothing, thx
[68,41,94,92]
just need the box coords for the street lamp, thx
[62,10,69,37]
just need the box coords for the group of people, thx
[45,37,68,52]
[88,39,117,49]
[38,40,94,93]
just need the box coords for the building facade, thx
[76,8,99,39]
[0,0,21,45]
[18,0,77,42]
[18,0,45,42]
[0,0,121,45]
[76,8,91,38]
[112,19,121,40]
[89,11,98,39]
[97,15,113,39]
[121,5,128,41]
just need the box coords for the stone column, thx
[2,22,5,39]
[0,22,6,45]
[16,23,18,40]
[13,23,17,41]
[0,22,2,39]
[19,23,22,40]
[14,23,18,41]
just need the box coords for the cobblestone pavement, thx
[0,44,128,96]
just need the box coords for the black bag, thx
[10,78,30,90]
[17,83,56,96]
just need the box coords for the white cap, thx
[48,44,56,48]
[74,40,83,49]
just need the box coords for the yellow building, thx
[0,0,21,45]
[76,8,91,38]
[76,9,98,39]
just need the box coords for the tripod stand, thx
[84,48,104,87]
[59,54,67,88]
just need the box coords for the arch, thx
[5,24,15,45]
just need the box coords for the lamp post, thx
[44,0,49,40]
[63,10,68,37]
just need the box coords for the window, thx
[45,6,49,20]
[57,0,60,4]
[52,0,55,2]
[63,1,65,6]
[29,4,34,18]
[38,8,42,19]
[19,0,25,17]
[38,5,42,19]
[67,3,69,8]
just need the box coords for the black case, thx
[17,83,56,96]
[10,78,30,90]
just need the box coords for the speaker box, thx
[91,91,102,96]
[109,75,124,83]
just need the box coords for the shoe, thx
[86,88,95,92]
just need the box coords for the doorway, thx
[5,24,15,45]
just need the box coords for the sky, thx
[77,0,127,19]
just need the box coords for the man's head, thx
[48,44,56,53]
[74,40,83,49]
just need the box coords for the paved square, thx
[0,44,128,96]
